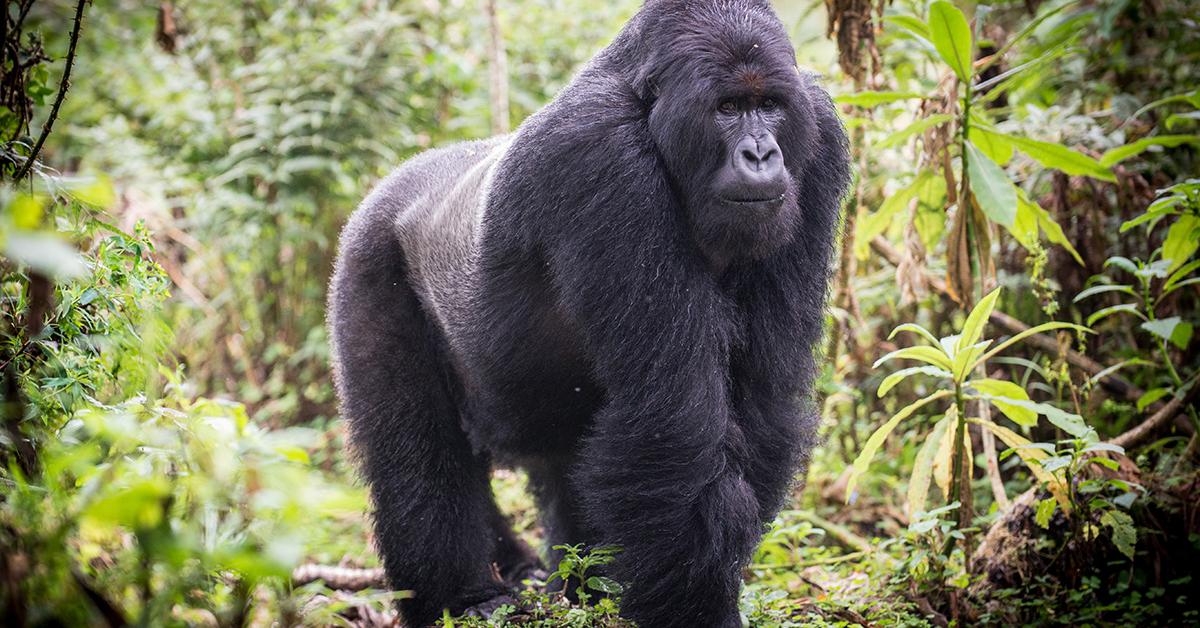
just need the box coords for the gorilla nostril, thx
[741,149,760,165]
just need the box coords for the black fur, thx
[328,1,850,626]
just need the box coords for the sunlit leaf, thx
[873,345,955,371]
[957,287,1001,353]
[855,172,934,259]
[878,365,953,398]
[9,194,45,229]
[972,128,1015,165]
[908,415,951,517]
[1120,202,1178,233]
[932,406,959,500]
[999,133,1115,182]
[877,114,954,149]
[1034,497,1056,529]
[969,418,1071,510]
[1164,260,1200,292]
[976,321,1092,368]
[993,398,1092,438]
[835,91,927,107]
[1162,214,1200,273]
[1100,135,1200,168]
[969,378,1037,426]
[845,389,953,501]
[927,1,973,81]
[884,14,932,41]
[1016,191,1083,265]
[889,322,942,348]
[966,141,1017,229]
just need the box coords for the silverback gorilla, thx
[329,1,850,625]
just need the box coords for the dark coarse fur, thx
[327,1,850,626]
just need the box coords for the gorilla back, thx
[328,1,850,625]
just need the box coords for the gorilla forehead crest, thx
[641,0,798,88]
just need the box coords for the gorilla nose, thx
[732,135,785,186]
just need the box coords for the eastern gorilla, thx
[328,1,849,625]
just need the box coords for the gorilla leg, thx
[330,209,508,625]
[527,460,593,593]
[486,503,543,584]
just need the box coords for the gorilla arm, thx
[730,83,850,524]
[537,122,758,628]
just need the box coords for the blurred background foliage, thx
[1,0,1198,625]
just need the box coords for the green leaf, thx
[966,141,1018,229]
[1162,214,1200,273]
[835,91,927,108]
[873,345,955,371]
[969,378,1037,426]
[999,134,1116,182]
[1100,510,1137,559]
[969,418,1071,510]
[1136,388,1170,412]
[997,398,1092,438]
[907,415,951,517]
[878,114,954,149]
[889,322,943,348]
[972,128,1016,166]
[1017,191,1083,265]
[1086,303,1144,327]
[9,194,45,229]
[1164,260,1200,292]
[928,1,974,81]
[977,323,1092,368]
[854,172,934,259]
[957,287,1001,352]
[1105,256,1139,275]
[878,366,954,398]
[1034,497,1057,529]
[1100,135,1200,168]
[1141,316,1193,350]
[586,576,623,594]
[1120,202,1178,233]
[884,14,932,41]
[1073,284,1137,302]
[846,390,953,501]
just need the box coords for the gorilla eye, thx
[718,100,739,115]
[761,98,778,111]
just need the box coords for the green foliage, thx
[546,544,624,607]
[2,385,366,624]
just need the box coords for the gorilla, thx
[328,1,849,625]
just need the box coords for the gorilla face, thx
[644,9,814,267]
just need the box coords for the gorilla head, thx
[329,1,849,626]
[639,4,818,266]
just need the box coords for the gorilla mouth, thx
[721,194,786,206]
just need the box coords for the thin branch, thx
[1109,383,1199,450]
[13,0,87,181]
[292,564,387,591]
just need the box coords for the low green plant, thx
[848,288,1093,539]
[1077,178,1199,433]
[546,544,623,607]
